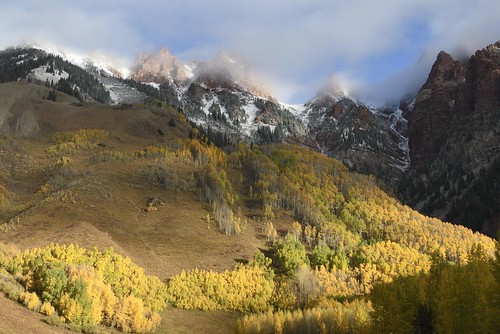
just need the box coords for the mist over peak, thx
[309,74,355,104]
[194,51,272,98]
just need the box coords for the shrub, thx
[40,301,56,316]
[143,165,190,191]
[113,296,161,333]
[0,276,24,301]
[0,242,19,268]
[21,291,42,311]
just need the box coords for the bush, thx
[112,296,161,333]
[0,243,19,268]
[0,271,24,301]
[143,165,190,191]
[40,301,56,316]
[44,314,65,327]
[21,291,42,311]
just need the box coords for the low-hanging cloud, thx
[0,0,499,103]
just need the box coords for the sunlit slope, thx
[0,81,495,333]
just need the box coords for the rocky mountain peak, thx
[484,41,500,54]
[302,89,409,186]
[131,47,193,84]
[422,51,466,89]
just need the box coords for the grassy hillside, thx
[0,81,497,333]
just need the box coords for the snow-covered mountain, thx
[0,43,410,184]
[130,48,411,183]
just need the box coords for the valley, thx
[0,41,498,333]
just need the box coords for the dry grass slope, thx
[0,81,270,333]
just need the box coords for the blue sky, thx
[1,0,499,103]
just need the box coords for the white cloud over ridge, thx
[0,0,499,103]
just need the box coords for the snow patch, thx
[30,65,69,84]
[389,108,410,171]
[280,102,309,126]
[183,64,196,79]
[145,82,160,90]
[201,95,220,116]
[240,102,260,136]
[98,76,147,105]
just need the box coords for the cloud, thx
[0,0,499,103]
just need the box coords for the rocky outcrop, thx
[408,43,500,168]
[401,42,500,237]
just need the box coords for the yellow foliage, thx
[237,144,495,266]
[40,301,56,316]
[55,156,72,167]
[37,183,53,194]
[290,222,302,241]
[265,220,278,243]
[0,242,19,268]
[59,293,84,324]
[66,265,117,325]
[355,241,431,278]
[168,265,274,312]
[91,137,226,168]
[9,243,166,333]
[20,291,41,311]
[237,299,373,334]
[113,295,161,333]
[314,242,431,297]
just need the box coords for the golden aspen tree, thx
[290,222,302,241]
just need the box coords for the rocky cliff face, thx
[401,42,500,236]
[408,51,466,166]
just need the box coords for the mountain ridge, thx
[1,41,499,236]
